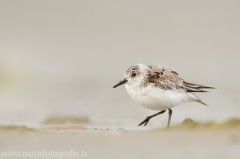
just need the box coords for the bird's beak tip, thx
[113,79,128,88]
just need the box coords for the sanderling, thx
[113,64,214,128]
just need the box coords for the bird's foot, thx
[138,116,152,126]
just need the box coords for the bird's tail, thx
[187,93,209,106]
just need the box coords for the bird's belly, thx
[126,85,191,110]
[135,97,169,110]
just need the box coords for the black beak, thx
[113,79,128,88]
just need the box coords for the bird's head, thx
[113,64,146,88]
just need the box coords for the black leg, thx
[138,110,166,126]
[167,108,172,128]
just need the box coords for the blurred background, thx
[0,0,239,129]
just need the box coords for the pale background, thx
[0,0,239,129]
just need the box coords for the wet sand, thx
[1,126,240,159]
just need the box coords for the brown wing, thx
[147,65,184,90]
[147,65,214,92]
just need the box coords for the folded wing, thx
[147,65,215,93]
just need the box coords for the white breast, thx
[125,83,195,110]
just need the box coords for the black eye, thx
[132,73,136,76]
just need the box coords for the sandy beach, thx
[1,127,240,159]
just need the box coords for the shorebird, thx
[113,64,214,128]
